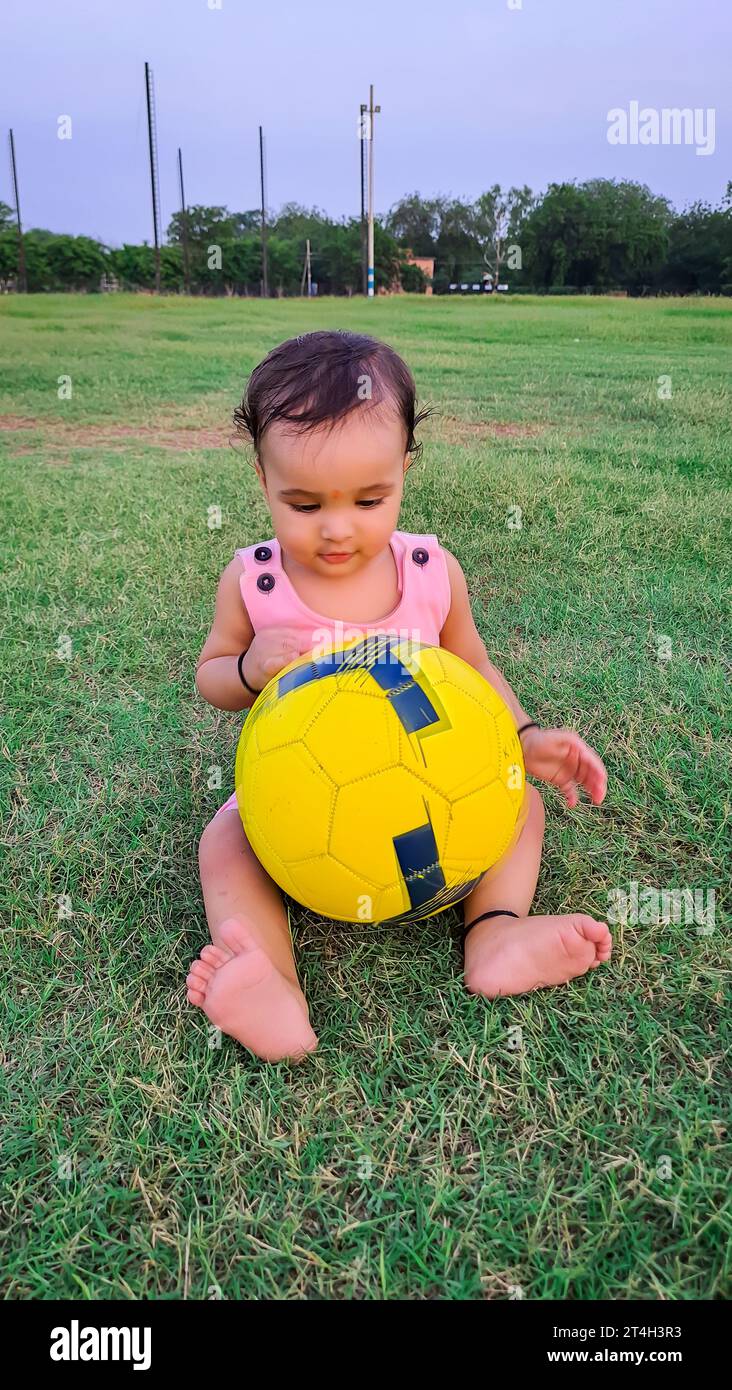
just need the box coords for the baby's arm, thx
[196,558,257,712]
[439,548,534,729]
[196,559,315,710]
[439,549,606,807]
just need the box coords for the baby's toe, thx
[200,944,230,967]
[580,914,606,938]
[188,960,214,983]
[219,917,257,955]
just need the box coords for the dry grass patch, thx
[424,414,547,444]
[0,413,235,452]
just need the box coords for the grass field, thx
[1,292,730,1300]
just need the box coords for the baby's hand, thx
[520,727,607,808]
[242,628,313,691]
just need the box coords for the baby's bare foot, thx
[464,913,612,999]
[187,918,318,1062]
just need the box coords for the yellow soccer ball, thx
[235,634,525,925]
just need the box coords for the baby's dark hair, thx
[233,329,432,467]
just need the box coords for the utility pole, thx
[366,84,380,298]
[144,62,161,293]
[300,238,312,297]
[177,148,191,296]
[8,129,26,292]
[359,103,367,295]
[259,125,268,297]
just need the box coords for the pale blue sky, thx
[3,0,729,245]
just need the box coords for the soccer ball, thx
[235,634,525,925]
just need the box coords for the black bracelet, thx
[517,721,540,737]
[237,650,261,696]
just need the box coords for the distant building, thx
[406,252,434,293]
[381,248,434,295]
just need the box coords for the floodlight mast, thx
[8,129,26,292]
[144,63,161,293]
[365,85,380,299]
[177,147,191,296]
[360,104,367,295]
[259,125,268,297]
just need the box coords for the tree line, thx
[1,179,730,296]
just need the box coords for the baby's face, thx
[254,406,410,574]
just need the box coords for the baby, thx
[187,329,611,1062]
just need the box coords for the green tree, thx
[384,193,443,256]
[522,179,671,292]
[166,204,240,245]
[399,260,429,293]
[474,185,535,285]
[312,221,362,295]
[161,243,184,292]
[107,242,157,290]
[218,236,264,294]
[0,228,55,291]
[661,196,732,294]
[266,234,302,296]
[270,202,330,241]
[0,228,22,288]
[434,198,483,285]
[166,206,269,294]
[43,234,108,290]
[375,220,405,294]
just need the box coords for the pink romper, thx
[214,529,451,816]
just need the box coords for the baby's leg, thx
[462,784,612,998]
[187,808,318,1062]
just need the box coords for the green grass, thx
[1,292,730,1300]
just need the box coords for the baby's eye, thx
[288,499,384,513]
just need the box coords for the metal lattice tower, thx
[144,62,162,293]
[8,129,27,292]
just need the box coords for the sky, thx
[2,0,730,246]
